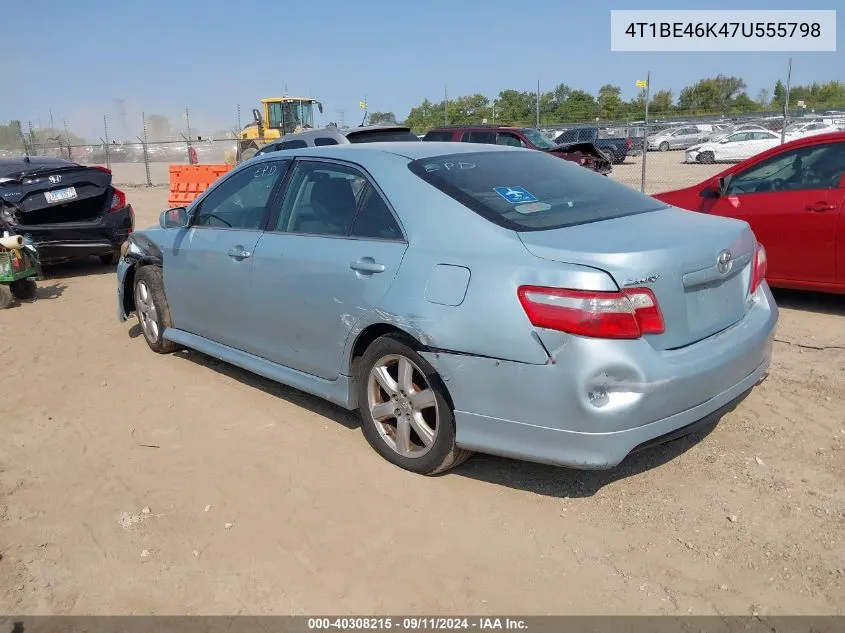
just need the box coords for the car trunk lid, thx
[1,164,112,225]
[518,208,756,350]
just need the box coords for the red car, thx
[654,132,845,294]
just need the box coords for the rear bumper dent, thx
[449,359,767,470]
[421,285,777,470]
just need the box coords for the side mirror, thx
[160,207,189,229]
[700,175,731,199]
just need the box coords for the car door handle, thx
[227,247,252,260]
[350,259,386,274]
[805,202,836,212]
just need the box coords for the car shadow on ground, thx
[41,258,115,280]
[452,421,719,498]
[31,282,66,301]
[172,348,360,431]
[771,288,845,317]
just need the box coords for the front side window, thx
[726,142,845,195]
[521,129,555,149]
[409,150,667,231]
[194,160,288,229]
[496,132,527,148]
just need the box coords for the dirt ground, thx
[1,186,843,615]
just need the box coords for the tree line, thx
[369,76,845,133]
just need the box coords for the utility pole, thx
[640,71,651,194]
[780,57,793,145]
[114,98,128,141]
[50,108,55,130]
[536,80,540,128]
[444,86,448,125]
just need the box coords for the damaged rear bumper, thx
[420,285,777,470]
[7,205,133,263]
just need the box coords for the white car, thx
[705,124,773,142]
[685,129,782,163]
[781,120,842,139]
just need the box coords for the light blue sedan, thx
[117,142,777,475]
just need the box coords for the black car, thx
[0,156,133,264]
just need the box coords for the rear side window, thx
[314,137,340,146]
[281,140,308,150]
[423,131,454,142]
[461,131,496,144]
[348,130,420,143]
[409,151,667,232]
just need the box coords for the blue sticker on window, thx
[493,186,538,204]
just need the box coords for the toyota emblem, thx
[717,250,733,274]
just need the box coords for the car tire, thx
[658,141,669,151]
[698,151,715,164]
[0,284,13,309]
[99,251,120,266]
[133,266,178,354]
[357,334,472,475]
[9,278,37,300]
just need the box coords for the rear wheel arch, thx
[348,323,456,411]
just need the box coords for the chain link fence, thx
[2,105,843,195]
[4,138,239,186]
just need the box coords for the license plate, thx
[44,186,77,204]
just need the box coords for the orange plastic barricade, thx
[168,164,234,208]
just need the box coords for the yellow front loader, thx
[237,96,323,160]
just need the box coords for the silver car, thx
[116,143,777,475]
[647,126,710,151]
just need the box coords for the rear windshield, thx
[348,129,420,143]
[408,150,667,231]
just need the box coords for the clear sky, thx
[2,0,842,139]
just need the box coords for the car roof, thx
[249,140,521,162]
[427,125,522,132]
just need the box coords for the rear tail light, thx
[93,165,112,174]
[750,242,767,294]
[109,187,126,213]
[517,286,665,339]
[626,138,632,148]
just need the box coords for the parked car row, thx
[254,123,614,175]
